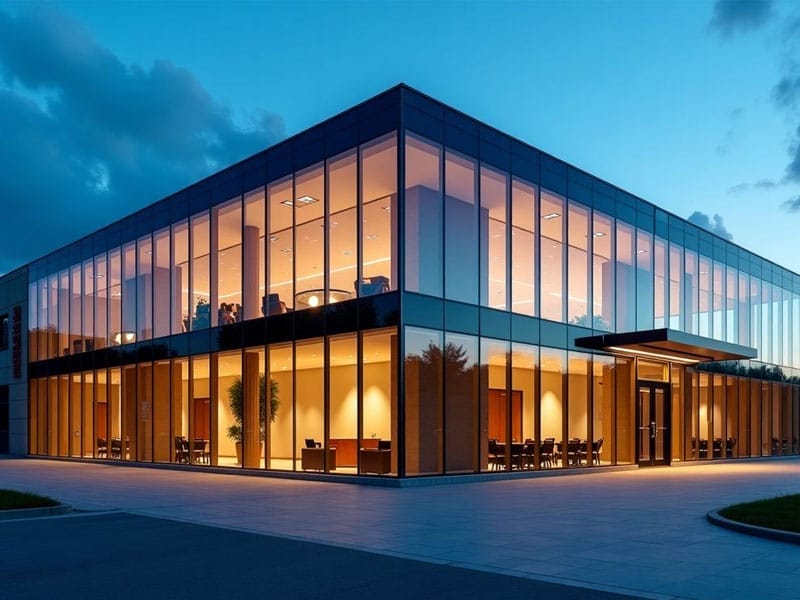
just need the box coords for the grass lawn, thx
[720,494,800,533]
[0,489,58,510]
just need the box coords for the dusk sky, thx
[1,0,799,275]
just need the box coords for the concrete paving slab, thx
[2,457,800,599]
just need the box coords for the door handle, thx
[649,421,657,439]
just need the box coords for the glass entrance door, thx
[637,381,670,466]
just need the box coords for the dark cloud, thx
[708,0,774,37]
[687,211,734,240]
[787,124,800,182]
[0,6,284,273]
[783,195,800,211]
[727,182,750,193]
[773,68,800,109]
[755,178,778,189]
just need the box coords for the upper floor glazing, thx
[24,85,800,371]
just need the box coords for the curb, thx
[706,509,800,546]
[0,504,72,521]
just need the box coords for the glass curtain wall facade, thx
[23,86,800,479]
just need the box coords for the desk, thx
[301,447,336,471]
[360,449,391,474]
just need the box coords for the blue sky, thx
[1,0,799,274]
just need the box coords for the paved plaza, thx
[2,458,800,599]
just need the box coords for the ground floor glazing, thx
[27,325,800,476]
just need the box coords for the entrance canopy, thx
[575,328,757,364]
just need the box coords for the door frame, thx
[636,380,671,467]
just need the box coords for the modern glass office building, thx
[5,84,800,479]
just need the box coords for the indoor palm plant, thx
[227,374,280,463]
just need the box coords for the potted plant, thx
[227,374,280,464]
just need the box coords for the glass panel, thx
[592,212,614,332]
[241,347,265,469]
[121,243,136,344]
[137,362,153,461]
[669,243,682,330]
[108,368,121,460]
[685,250,698,335]
[217,351,241,467]
[540,347,564,465]
[268,176,294,312]
[671,365,683,461]
[698,256,711,338]
[444,150,478,304]
[172,357,189,464]
[639,387,651,462]
[190,355,211,465]
[243,187,266,320]
[712,374,725,458]
[120,365,136,460]
[593,355,615,465]
[172,220,190,334]
[58,271,68,357]
[405,327,443,475]
[738,377,750,457]
[362,328,397,476]
[738,272,750,346]
[69,374,81,456]
[361,134,397,295]
[82,372,93,457]
[296,339,325,470]
[82,260,94,353]
[137,235,152,341]
[405,134,442,297]
[191,212,210,330]
[483,338,510,470]
[698,373,710,459]
[511,178,537,316]
[294,163,324,310]
[480,166,507,310]
[541,190,565,322]
[750,379,760,457]
[615,222,634,331]
[95,370,107,459]
[636,229,653,329]
[654,238,667,328]
[328,151,357,302]
[726,376,738,458]
[445,333,478,474]
[568,352,589,466]
[654,388,665,461]
[567,202,589,325]
[615,357,635,464]
[268,342,293,470]
[712,262,724,341]
[107,250,121,345]
[69,265,81,355]
[153,228,171,338]
[512,342,538,468]
[28,281,37,362]
[726,267,737,343]
[329,334,357,474]
[215,197,242,324]
[152,360,171,462]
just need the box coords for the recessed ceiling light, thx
[593,232,606,238]
[280,199,294,207]
[342,250,353,255]
[636,249,648,254]
[296,195,318,205]
[367,234,379,240]
[381,205,390,211]
[281,248,292,254]
[543,212,560,220]
[269,235,279,242]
